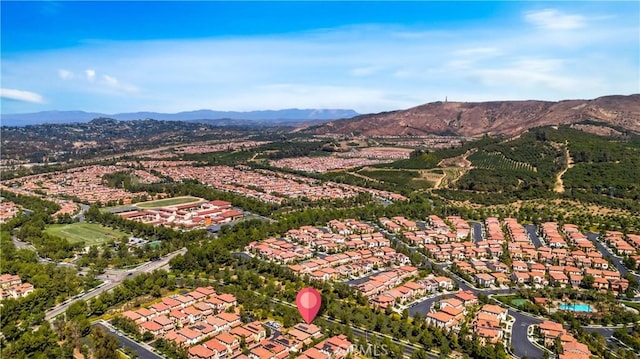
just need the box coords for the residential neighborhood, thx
[0,273,35,300]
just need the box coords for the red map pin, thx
[296,287,322,324]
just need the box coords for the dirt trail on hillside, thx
[554,144,574,193]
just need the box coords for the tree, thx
[582,274,595,289]
[91,326,120,359]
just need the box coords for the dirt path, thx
[350,170,381,183]
[554,143,574,193]
[431,172,446,189]
[431,150,473,189]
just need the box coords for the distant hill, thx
[0,118,250,163]
[0,108,359,127]
[307,94,640,137]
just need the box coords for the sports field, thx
[45,222,129,246]
[135,196,204,209]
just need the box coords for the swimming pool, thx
[558,303,594,312]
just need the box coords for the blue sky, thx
[1,1,638,115]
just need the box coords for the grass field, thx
[494,294,529,308]
[135,196,204,209]
[45,222,129,246]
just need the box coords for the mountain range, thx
[308,94,640,137]
[0,109,359,127]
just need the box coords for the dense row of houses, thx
[122,287,240,345]
[246,221,410,282]
[270,156,393,173]
[174,141,270,155]
[423,290,510,346]
[537,320,592,359]
[0,201,21,223]
[143,164,406,204]
[3,165,161,204]
[117,200,244,229]
[400,215,630,294]
[603,231,640,262]
[0,274,34,300]
[119,286,355,359]
[370,274,454,309]
[336,147,411,160]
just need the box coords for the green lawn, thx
[494,294,529,308]
[45,222,129,246]
[135,196,203,209]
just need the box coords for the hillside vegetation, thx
[432,126,639,210]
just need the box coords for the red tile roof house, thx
[314,335,353,359]
[242,321,268,344]
[441,305,465,321]
[217,312,242,327]
[203,338,229,358]
[137,307,155,321]
[140,320,164,336]
[205,316,231,334]
[0,274,22,288]
[174,294,197,308]
[426,311,459,331]
[549,272,569,288]
[479,304,508,322]
[184,306,204,324]
[165,330,188,346]
[178,327,204,346]
[194,301,214,316]
[122,310,144,324]
[249,346,276,359]
[205,296,226,312]
[218,293,238,308]
[538,320,566,347]
[438,297,463,310]
[189,344,217,359]
[189,290,208,302]
[163,297,183,311]
[475,273,495,288]
[298,347,329,359]
[260,339,289,359]
[150,302,171,316]
[230,326,255,347]
[287,323,322,346]
[512,271,530,285]
[216,332,241,354]
[195,286,217,296]
[153,315,175,332]
[454,290,478,306]
[562,340,592,358]
[169,309,190,327]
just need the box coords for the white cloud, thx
[100,74,138,93]
[102,74,118,86]
[468,58,597,92]
[0,88,45,103]
[524,9,587,30]
[85,69,96,81]
[58,69,74,80]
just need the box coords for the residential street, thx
[94,321,163,359]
